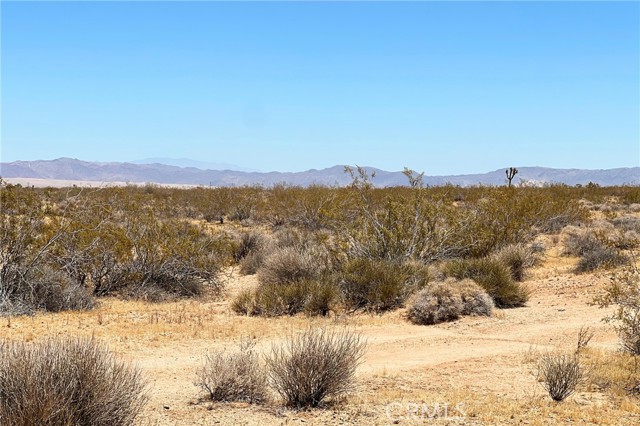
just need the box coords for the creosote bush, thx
[576,247,628,273]
[339,258,429,313]
[266,328,365,408]
[537,353,583,401]
[444,257,529,308]
[196,339,268,404]
[0,336,147,426]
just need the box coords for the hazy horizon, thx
[2,2,639,174]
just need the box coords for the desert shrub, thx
[339,258,429,313]
[407,283,463,325]
[242,279,337,317]
[575,247,628,273]
[537,353,583,401]
[258,246,325,287]
[266,328,365,408]
[196,339,268,403]
[444,257,529,308]
[234,230,270,262]
[564,231,603,257]
[611,216,640,233]
[595,265,640,355]
[491,243,538,281]
[231,288,257,315]
[0,336,146,426]
[0,265,94,316]
[455,278,494,316]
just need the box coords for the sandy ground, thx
[1,245,639,425]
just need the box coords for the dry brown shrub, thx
[196,339,268,404]
[266,327,365,408]
[0,336,147,426]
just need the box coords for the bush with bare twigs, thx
[196,339,268,404]
[537,353,583,401]
[266,328,365,408]
[0,336,147,426]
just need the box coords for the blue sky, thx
[1,1,638,174]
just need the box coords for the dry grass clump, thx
[444,257,529,308]
[407,279,493,325]
[0,336,147,426]
[339,258,429,313]
[537,352,583,401]
[195,339,268,404]
[266,327,365,408]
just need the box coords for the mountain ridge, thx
[1,158,638,187]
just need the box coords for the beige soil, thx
[1,240,638,425]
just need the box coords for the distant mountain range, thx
[1,158,638,187]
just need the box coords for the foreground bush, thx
[537,353,583,402]
[258,246,325,287]
[444,258,529,308]
[266,328,365,408]
[596,265,640,355]
[0,337,146,426]
[196,339,268,403]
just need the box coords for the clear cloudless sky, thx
[1,1,639,174]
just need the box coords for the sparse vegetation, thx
[196,339,268,404]
[0,336,146,426]
[266,328,365,408]
[537,352,583,402]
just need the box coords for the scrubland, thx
[1,171,639,425]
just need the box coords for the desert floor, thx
[1,239,638,426]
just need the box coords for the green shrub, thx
[444,257,529,308]
[0,337,146,426]
[339,258,429,313]
[266,328,365,408]
[196,339,268,403]
[243,279,337,317]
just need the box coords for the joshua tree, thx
[506,167,518,187]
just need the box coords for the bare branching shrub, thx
[0,337,147,426]
[339,258,429,313]
[266,328,365,408]
[576,326,595,352]
[196,339,268,403]
[595,264,640,355]
[407,283,462,325]
[444,258,529,308]
[492,243,539,281]
[537,353,583,401]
